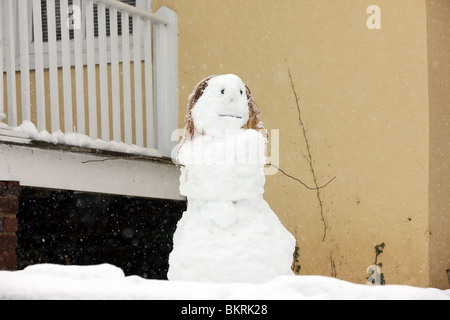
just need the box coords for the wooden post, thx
[153,7,178,157]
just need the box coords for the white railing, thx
[0,0,178,157]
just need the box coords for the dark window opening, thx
[17,188,185,279]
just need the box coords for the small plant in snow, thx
[446,269,450,286]
[292,246,301,273]
[366,242,386,285]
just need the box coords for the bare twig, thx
[81,157,122,164]
[81,155,148,164]
[330,252,337,278]
[81,155,172,164]
[266,163,335,191]
[288,68,329,243]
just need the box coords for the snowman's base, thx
[168,198,296,283]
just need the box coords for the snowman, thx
[168,74,295,283]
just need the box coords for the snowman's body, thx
[168,75,295,283]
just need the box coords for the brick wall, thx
[0,181,20,271]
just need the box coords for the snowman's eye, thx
[240,90,243,95]
[221,89,225,95]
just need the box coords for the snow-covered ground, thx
[0,264,448,300]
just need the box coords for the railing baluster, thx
[46,0,60,133]
[98,2,110,141]
[85,0,98,139]
[33,0,46,131]
[109,7,121,142]
[143,16,154,148]
[18,0,31,123]
[5,0,17,127]
[60,0,74,133]
[73,0,85,134]
[133,15,143,147]
[122,11,132,145]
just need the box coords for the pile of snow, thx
[0,264,448,300]
[8,120,161,157]
[0,113,8,129]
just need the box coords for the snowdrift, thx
[0,264,448,300]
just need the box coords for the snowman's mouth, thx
[218,114,242,119]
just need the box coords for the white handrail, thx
[97,0,169,25]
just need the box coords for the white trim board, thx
[0,142,184,201]
[0,128,31,144]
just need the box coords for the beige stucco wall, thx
[154,0,449,288]
[427,0,450,289]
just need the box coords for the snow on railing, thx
[0,0,178,157]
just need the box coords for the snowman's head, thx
[184,74,266,139]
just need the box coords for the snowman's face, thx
[191,74,249,135]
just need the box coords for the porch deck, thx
[0,127,183,200]
[0,0,180,200]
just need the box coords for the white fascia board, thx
[0,142,184,201]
